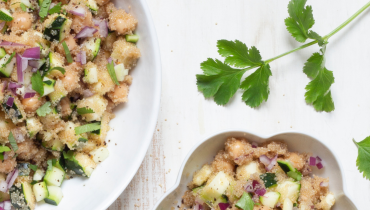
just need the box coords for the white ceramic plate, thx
[153,130,358,210]
[37,0,161,209]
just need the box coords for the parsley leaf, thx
[107,61,119,85]
[0,146,10,153]
[196,59,247,105]
[241,64,272,107]
[303,52,324,78]
[31,70,44,96]
[77,107,95,115]
[75,123,101,135]
[217,40,263,68]
[48,2,62,14]
[354,137,370,180]
[284,0,315,43]
[62,41,73,63]
[235,192,254,210]
[39,0,51,18]
[8,132,18,152]
[312,91,334,112]
[36,102,52,117]
[305,67,334,103]
[20,3,27,12]
[29,164,38,171]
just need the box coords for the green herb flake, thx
[29,164,38,172]
[48,2,62,15]
[20,3,27,12]
[36,101,52,117]
[74,123,101,135]
[354,137,370,180]
[107,60,119,85]
[39,0,52,18]
[0,145,11,153]
[77,107,95,115]
[235,192,254,210]
[8,132,18,152]
[31,70,44,96]
[0,153,3,160]
[50,67,66,74]
[62,41,73,64]
[30,181,38,185]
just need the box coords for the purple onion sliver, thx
[75,26,98,39]
[24,92,36,99]
[266,155,278,171]
[6,97,14,107]
[100,20,108,37]
[8,82,22,89]
[251,142,258,148]
[83,89,94,98]
[316,156,322,162]
[6,169,18,190]
[81,51,86,64]
[309,156,316,166]
[0,41,12,46]
[218,203,230,210]
[245,184,254,193]
[22,47,40,59]
[259,155,271,166]
[252,180,259,188]
[255,188,266,196]
[3,201,10,210]
[11,42,26,46]
[316,162,324,170]
[75,52,81,63]
[0,204,4,210]
[320,181,329,187]
[16,54,23,83]
[69,7,86,17]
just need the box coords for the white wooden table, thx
[108,0,370,209]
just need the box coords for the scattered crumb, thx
[134,203,141,207]
[179,147,181,149]
[157,129,159,131]
[283,94,285,96]
[146,178,148,181]
[215,23,218,25]
[167,24,169,26]
[108,140,111,142]
[115,143,117,146]
[278,121,280,123]
[83,184,85,186]
[165,119,167,121]
[290,126,292,128]
[150,154,152,157]
[179,141,181,143]
[164,156,166,159]
[155,157,158,160]
[138,199,140,201]
[159,184,163,188]
[171,50,173,52]
[176,123,178,125]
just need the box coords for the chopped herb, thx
[107,60,119,85]
[0,153,3,160]
[62,41,73,63]
[29,164,38,171]
[30,181,37,185]
[354,137,370,180]
[36,101,52,117]
[20,3,27,12]
[47,159,53,171]
[74,123,101,135]
[48,2,62,15]
[50,67,66,74]
[39,0,52,18]
[77,107,95,115]
[63,150,74,160]
[0,145,11,153]
[78,138,88,143]
[235,192,254,210]
[8,132,18,152]
[31,70,44,96]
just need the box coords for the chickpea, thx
[288,153,305,170]
[107,83,128,104]
[11,12,32,31]
[61,70,79,92]
[213,160,235,174]
[64,36,78,51]
[60,97,72,117]
[22,95,43,113]
[227,140,247,159]
[114,19,129,35]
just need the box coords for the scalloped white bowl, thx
[154,130,358,210]
[37,0,161,209]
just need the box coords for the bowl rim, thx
[100,0,162,209]
[152,129,358,210]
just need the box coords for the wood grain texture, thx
[109,0,370,209]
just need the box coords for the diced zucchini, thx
[64,151,96,177]
[114,63,128,82]
[17,163,31,176]
[44,186,62,206]
[84,63,98,84]
[0,9,13,22]
[89,147,109,163]
[9,182,35,210]
[260,173,277,188]
[200,171,231,207]
[41,138,65,152]
[192,164,212,186]
[2,94,24,123]
[26,117,42,138]
[192,186,204,197]
[276,180,301,203]
[236,161,261,180]
[283,198,293,210]
[32,182,48,202]
[0,47,5,58]
[48,80,67,105]
[125,34,139,43]
[42,77,56,96]
[76,95,108,122]
[46,52,64,76]
[43,15,71,42]
[277,160,302,181]
[260,192,280,208]
[83,0,98,11]
[44,167,65,187]
[82,37,101,61]
[0,53,16,77]
[33,169,45,181]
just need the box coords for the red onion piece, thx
[24,92,36,99]
[8,82,22,89]
[80,51,86,64]
[316,162,324,170]
[93,19,108,37]
[218,203,230,210]
[3,201,10,210]
[0,204,3,210]
[22,47,40,59]
[83,89,94,98]
[0,22,5,32]
[6,169,18,190]
[266,155,278,171]
[251,142,258,148]
[0,181,7,193]
[259,155,271,166]
[316,156,322,162]
[16,54,24,83]
[6,97,13,107]
[252,180,259,188]
[69,7,86,17]
[255,188,266,196]
[75,52,81,63]
[75,26,98,39]
[245,183,254,192]
[0,41,12,46]
[309,156,316,166]
[320,181,329,187]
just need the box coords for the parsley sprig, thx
[196,0,370,112]
[354,137,370,180]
